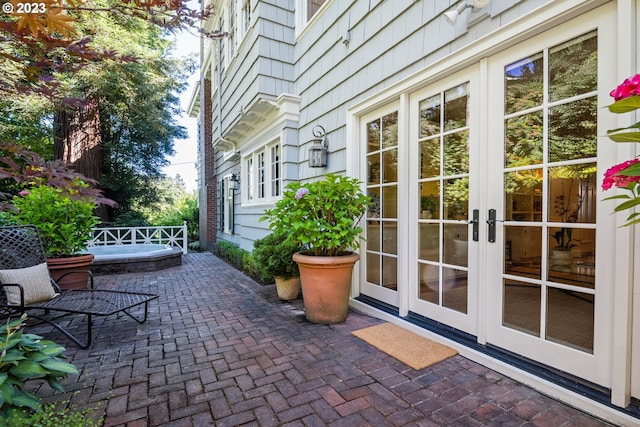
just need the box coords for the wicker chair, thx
[0,225,159,348]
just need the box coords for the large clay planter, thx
[274,276,301,301]
[292,251,360,324]
[47,254,94,290]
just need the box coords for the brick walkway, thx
[26,253,617,426]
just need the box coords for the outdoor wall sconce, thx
[444,0,490,24]
[308,125,329,168]
[228,170,240,191]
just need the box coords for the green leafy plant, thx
[261,174,370,257]
[0,315,78,416]
[602,74,640,226]
[252,233,301,281]
[5,401,103,427]
[7,184,100,258]
[551,193,583,251]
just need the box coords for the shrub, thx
[0,315,78,416]
[252,233,301,281]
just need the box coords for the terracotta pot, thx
[274,276,301,301]
[47,254,94,290]
[292,251,360,324]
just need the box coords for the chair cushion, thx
[0,262,57,305]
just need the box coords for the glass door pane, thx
[418,83,470,314]
[501,32,597,354]
[366,111,399,293]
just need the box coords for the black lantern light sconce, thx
[228,169,240,191]
[308,125,329,168]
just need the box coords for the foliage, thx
[0,315,78,416]
[252,233,301,281]
[132,176,199,242]
[551,186,583,251]
[6,184,99,257]
[0,142,114,208]
[602,74,640,226]
[5,401,103,427]
[261,174,370,257]
[0,0,220,104]
[242,253,271,284]
[216,241,247,271]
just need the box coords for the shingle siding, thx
[204,0,551,251]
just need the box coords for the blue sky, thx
[162,25,201,192]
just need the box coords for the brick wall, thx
[202,79,217,249]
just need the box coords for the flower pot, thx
[47,254,94,290]
[274,276,301,301]
[292,251,360,324]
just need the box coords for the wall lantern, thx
[228,169,240,191]
[308,125,329,168]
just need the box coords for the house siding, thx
[193,1,640,422]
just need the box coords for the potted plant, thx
[252,232,302,301]
[549,192,583,271]
[6,183,99,289]
[261,173,369,324]
[420,195,437,219]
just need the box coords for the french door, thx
[407,68,481,335]
[359,4,616,388]
[484,15,615,386]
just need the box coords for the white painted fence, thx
[88,221,188,254]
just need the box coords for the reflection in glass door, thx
[499,32,598,355]
[418,83,470,314]
[363,110,399,304]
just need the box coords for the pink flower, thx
[602,158,640,190]
[18,190,29,195]
[295,188,309,199]
[610,74,640,101]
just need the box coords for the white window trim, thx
[223,174,234,235]
[241,139,282,206]
[295,0,334,38]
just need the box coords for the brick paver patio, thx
[25,252,617,426]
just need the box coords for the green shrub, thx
[5,402,103,427]
[7,184,99,257]
[216,240,246,270]
[252,233,301,281]
[242,252,272,284]
[0,315,78,416]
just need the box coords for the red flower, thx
[602,158,640,190]
[610,74,640,101]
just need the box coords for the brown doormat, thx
[352,323,458,370]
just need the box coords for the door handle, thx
[486,209,505,243]
[460,209,479,241]
[472,209,479,241]
[487,209,496,243]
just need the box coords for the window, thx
[243,140,281,204]
[223,176,235,234]
[257,152,265,199]
[295,0,329,33]
[271,145,280,197]
[241,0,250,35]
[228,2,235,58]
[246,157,254,201]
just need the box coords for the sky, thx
[161,27,201,193]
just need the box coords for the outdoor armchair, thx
[0,225,159,348]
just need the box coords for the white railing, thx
[88,221,188,254]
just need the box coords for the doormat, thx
[352,323,458,370]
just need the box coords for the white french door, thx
[367,4,617,388]
[360,103,401,307]
[407,67,481,335]
[483,9,616,386]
